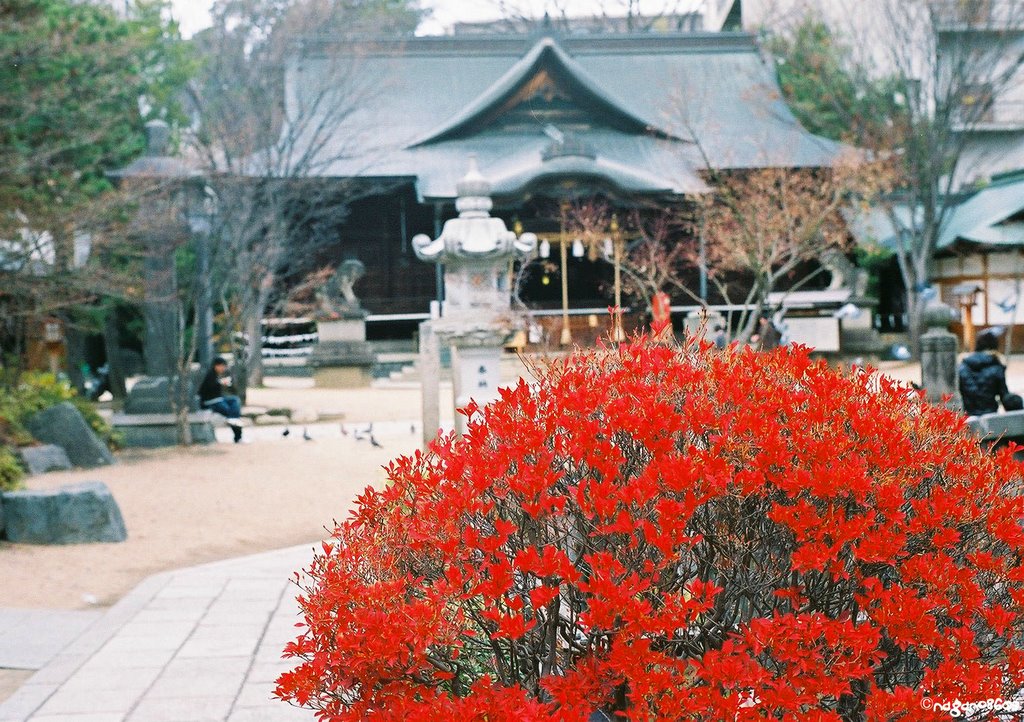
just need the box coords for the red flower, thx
[276,336,1024,720]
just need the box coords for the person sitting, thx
[199,356,244,442]
[958,328,1022,417]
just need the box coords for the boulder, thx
[18,444,73,475]
[2,481,126,544]
[26,402,114,468]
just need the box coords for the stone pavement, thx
[0,545,318,721]
[0,611,102,672]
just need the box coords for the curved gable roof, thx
[409,37,675,147]
[938,173,1024,250]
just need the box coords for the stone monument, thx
[308,258,375,386]
[413,157,536,439]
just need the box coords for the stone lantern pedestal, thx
[309,313,375,387]
[413,157,536,439]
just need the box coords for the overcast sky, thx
[169,0,703,37]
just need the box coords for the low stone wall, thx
[968,410,1024,446]
[112,411,217,448]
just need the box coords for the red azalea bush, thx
[276,338,1024,720]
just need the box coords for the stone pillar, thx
[419,320,441,446]
[920,301,961,409]
[447,331,507,435]
[142,228,180,378]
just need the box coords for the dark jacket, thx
[958,351,1010,416]
[198,367,224,405]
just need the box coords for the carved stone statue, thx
[316,258,366,318]
[820,248,869,298]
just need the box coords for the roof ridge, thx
[406,36,677,148]
[297,32,757,55]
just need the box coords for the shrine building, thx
[272,29,842,338]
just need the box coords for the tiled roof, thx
[273,32,843,200]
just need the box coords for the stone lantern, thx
[108,119,210,377]
[412,157,536,438]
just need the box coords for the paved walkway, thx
[0,546,318,721]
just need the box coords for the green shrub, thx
[0,447,25,491]
[0,372,120,451]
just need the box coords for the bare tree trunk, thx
[62,314,87,392]
[101,305,128,399]
[237,311,261,402]
[172,295,198,446]
[905,288,924,357]
[246,282,273,392]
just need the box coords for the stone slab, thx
[315,319,366,343]
[1,481,127,545]
[25,404,114,469]
[116,423,216,448]
[17,446,72,476]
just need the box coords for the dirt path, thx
[0,408,424,610]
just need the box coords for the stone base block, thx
[112,412,217,448]
[308,340,375,368]
[840,327,885,354]
[313,366,373,389]
[2,481,127,544]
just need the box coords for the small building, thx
[854,170,1024,349]
[932,170,1024,350]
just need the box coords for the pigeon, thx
[370,435,382,448]
[891,344,912,361]
[282,428,290,437]
[303,427,313,441]
[410,423,416,434]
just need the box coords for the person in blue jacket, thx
[198,357,244,442]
